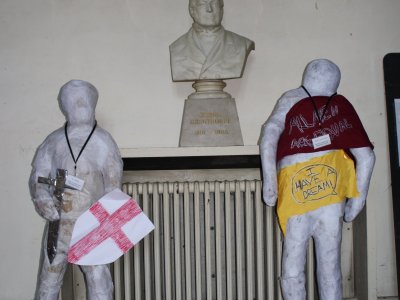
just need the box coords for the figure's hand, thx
[263,187,277,207]
[34,197,60,221]
[262,178,278,207]
[344,147,375,222]
[343,197,365,222]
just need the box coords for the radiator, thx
[62,171,357,299]
[114,180,327,300]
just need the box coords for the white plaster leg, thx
[281,215,312,300]
[81,265,114,300]
[313,215,343,300]
[35,222,70,300]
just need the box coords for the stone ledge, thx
[120,145,259,158]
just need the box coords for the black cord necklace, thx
[65,121,97,175]
[301,85,337,127]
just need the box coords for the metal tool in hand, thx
[38,169,77,264]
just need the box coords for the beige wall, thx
[0,0,399,299]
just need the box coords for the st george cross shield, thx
[68,188,154,265]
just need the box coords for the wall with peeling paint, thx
[0,0,399,298]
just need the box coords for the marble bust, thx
[170,0,255,81]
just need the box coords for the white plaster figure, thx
[29,80,123,300]
[259,59,375,299]
[169,0,255,81]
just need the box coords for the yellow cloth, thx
[277,150,359,235]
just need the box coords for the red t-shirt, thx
[276,95,373,161]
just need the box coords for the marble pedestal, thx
[179,80,244,147]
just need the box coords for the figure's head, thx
[58,80,98,126]
[302,59,341,96]
[189,0,224,29]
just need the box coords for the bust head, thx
[58,80,98,126]
[302,59,341,96]
[189,0,224,29]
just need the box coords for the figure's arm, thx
[102,136,123,193]
[344,146,375,222]
[29,143,60,221]
[259,95,292,206]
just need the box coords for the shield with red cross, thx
[67,188,154,265]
